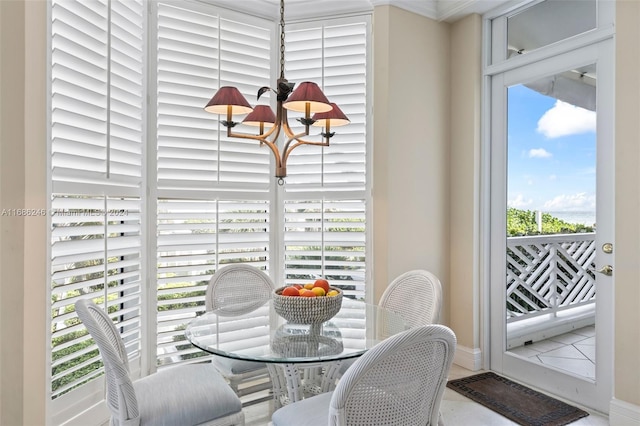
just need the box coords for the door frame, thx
[481,12,615,414]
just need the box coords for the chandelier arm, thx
[222,129,281,164]
[225,129,269,143]
[281,111,312,143]
[281,136,329,172]
[227,124,279,141]
[225,99,284,142]
[282,130,322,155]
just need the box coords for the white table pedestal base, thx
[267,360,345,409]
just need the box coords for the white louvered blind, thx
[156,3,273,191]
[156,199,270,364]
[154,2,275,366]
[283,19,368,191]
[51,0,143,190]
[50,195,142,398]
[284,199,366,300]
[49,0,144,410]
[282,17,369,302]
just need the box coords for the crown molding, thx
[207,0,510,23]
[371,0,438,20]
[209,0,373,21]
[437,0,511,22]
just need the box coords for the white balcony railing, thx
[506,233,596,324]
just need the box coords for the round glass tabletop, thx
[185,298,408,364]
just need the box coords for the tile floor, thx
[243,363,609,425]
[508,325,596,380]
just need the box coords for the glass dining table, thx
[185,297,408,408]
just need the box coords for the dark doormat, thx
[446,372,589,426]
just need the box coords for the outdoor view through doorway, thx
[505,68,597,382]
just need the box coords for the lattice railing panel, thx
[506,233,596,321]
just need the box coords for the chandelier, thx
[204,0,350,185]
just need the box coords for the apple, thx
[313,278,330,293]
[282,286,300,296]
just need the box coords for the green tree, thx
[507,208,594,236]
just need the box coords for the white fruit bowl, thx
[273,287,343,324]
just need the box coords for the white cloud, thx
[543,192,595,211]
[549,174,557,181]
[528,148,552,158]
[508,194,533,209]
[537,100,596,138]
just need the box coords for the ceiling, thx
[213,0,513,23]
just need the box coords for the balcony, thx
[505,233,596,349]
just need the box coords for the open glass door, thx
[489,39,614,413]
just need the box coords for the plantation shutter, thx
[51,196,143,395]
[284,199,366,299]
[282,17,369,301]
[51,0,143,190]
[156,3,273,191]
[156,199,270,364]
[283,19,368,191]
[154,2,275,366]
[49,0,144,416]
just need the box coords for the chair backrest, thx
[75,299,139,426]
[329,324,456,426]
[379,269,443,327]
[205,264,276,314]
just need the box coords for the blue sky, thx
[507,84,596,216]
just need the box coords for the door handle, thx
[594,265,613,276]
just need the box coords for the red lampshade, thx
[242,105,276,127]
[312,103,350,127]
[283,82,332,113]
[204,86,253,115]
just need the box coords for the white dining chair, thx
[206,264,276,398]
[271,324,456,426]
[74,298,245,426]
[335,269,444,379]
[380,269,443,327]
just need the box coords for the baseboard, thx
[453,345,482,371]
[610,398,640,426]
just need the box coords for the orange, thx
[311,287,326,297]
[282,286,300,296]
[313,278,330,293]
[304,283,314,290]
[298,288,306,295]
[327,290,339,297]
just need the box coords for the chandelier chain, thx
[280,0,285,79]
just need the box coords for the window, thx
[282,19,368,298]
[153,1,275,365]
[152,4,370,368]
[48,0,370,421]
[49,0,145,420]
